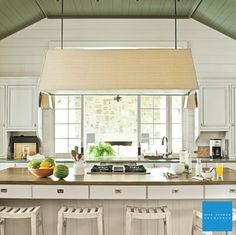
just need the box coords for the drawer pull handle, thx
[57,189,64,194]
[172,189,179,194]
[1,189,7,193]
[229,189,236,193]
[114,189,122,194]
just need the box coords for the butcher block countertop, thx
[1,167,236,185]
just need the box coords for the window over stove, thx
[54,95,183,157]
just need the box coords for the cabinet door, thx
[200,86,229,130]
[232,86,236,156]
[7,86,37,130]
[0,86,5,157]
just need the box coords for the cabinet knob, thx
[172,189,179,194]
[114,188,122,194]
[34,124,37,127]
[2,124,5,127]
[232,123,235,127]
[1,188,7,193]
[57,189,64,194]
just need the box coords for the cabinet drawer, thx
[0,185,31,199]
[148,185,203,199]
[205,185,236,199]
[90,185,146,199]
[32,185,88,199]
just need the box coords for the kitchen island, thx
[0,167,236,235]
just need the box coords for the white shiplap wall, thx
[0,18,236,78]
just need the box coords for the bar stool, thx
[0,206,43,235]
[191,209,236,235]
[57,206,103,235]
[126,206,172,235]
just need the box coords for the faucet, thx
[161,136,172,158]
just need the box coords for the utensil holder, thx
[72,160,86,175]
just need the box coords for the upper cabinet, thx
[7,85,38,131]
[200,86,229,131]
[0,86,5,157]
[231,86,236,158]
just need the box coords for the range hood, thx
[40,48,198,95]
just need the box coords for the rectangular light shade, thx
[40,49,198,93]
[39,92,53,109]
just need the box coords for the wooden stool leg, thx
[57,212,64,235]
[126,213,132,235]
[0,218,5,235]
[165,211,172,235]
[97,212,103,235]
[31,214,37,235]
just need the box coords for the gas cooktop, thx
[89,165,147,174]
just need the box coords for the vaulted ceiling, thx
[0,0,236,40]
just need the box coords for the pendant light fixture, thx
[40,0,198,94]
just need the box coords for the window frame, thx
[54,94,184,158]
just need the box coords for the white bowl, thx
[170,163,185,174]
[201,171,215,179]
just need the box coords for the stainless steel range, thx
[89,165,148,174]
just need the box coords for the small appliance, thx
[210,139,222,159]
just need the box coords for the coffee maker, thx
[210,139,222,159]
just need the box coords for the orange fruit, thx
[40,162,51,169]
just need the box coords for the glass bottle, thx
[195,158,202,176]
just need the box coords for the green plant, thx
[89,142,116,159]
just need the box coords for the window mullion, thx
[81,95,84,154]
[137,96,141,156]
[167,96,172,153]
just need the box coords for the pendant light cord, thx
[61,0,64,50]
[174,0,177,49]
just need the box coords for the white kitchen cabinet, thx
[90,185,146,199]
[32,185,89,199]
[148,185,204,199]
[0,86,5,157]
[0,185,32,198]
[200,86,229,131]
[231,86,236,158]
[205,185,236,199]
[7,85,37,130]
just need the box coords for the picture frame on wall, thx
[14,143,37,160]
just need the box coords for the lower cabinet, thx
[32,185,89,199]
[0,185,31,199]
[148,185,204,199]
[205,185,236,199]
[90,185,146,199]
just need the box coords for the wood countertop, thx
[1,167,236,185]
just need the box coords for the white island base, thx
[0,199,231,235]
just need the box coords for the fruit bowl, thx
[28,168,53,178]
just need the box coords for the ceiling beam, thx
[188,0,203,18]
[34,0,47,18]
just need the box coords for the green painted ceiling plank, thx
[0,0,44,40]
[73,0,93,15]
[112,0,130,15]
[192,0,236,39]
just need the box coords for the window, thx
[84,96,137,157]
[54,96,82,154]
[54,95,183,157]
[140,96,182,155]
